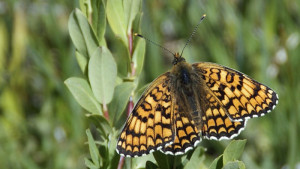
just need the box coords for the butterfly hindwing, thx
[199,90,246,140]
[161,104,201,155]
[116,73,175,157]
[193,62,278,122]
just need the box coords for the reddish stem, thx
[117,156,125,169]
[103,104,109,120]
[104,110,109,120]
[118,31,136,169]
[131,62,136,77]
[127,96,134,117]
[117,97,133,169]
[128,32,133,57]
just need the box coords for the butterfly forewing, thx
[116,73,175,157]
[193,62,279,122]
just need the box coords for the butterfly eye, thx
[172,58,179,65]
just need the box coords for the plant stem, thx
[128,32,133,57]
[117,30,135,169]
[103,103,109,120]
[117,156,125,169]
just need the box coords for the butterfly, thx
[116,52,278,157]
[116,15,278,157]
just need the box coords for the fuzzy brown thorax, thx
[171,53,194,86]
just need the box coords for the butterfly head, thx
[172,52,186,65]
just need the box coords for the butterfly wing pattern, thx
[193,62,278,121]
[116,59,278,157]
[116,72,176,157]
[191,62,278,140]
[160,104,201,155]
[196,87,247,140]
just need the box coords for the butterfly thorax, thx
[171,60,193,86]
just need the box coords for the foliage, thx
[0,0,299,168]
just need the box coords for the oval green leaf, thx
[183,147,205,169]
[209,155,223,169]
[107,0,127,46]
[88,46,117,105]
[75,51,88,73]
[124,0,141,33]
[68,9,98,58]
[108,82,135,124]
[64,77,102,115]
[86,113,112,137]
[132,38,145,76]
[223,139,247,165]
[223,161,245,169]
[91,0,106,45]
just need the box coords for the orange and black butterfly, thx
[116,15,278,157]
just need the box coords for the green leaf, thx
[223,140,247,165]
[86,114,112,137]
[108,153,119,169]
[133,83,148,104]
[88,46,117,105]
[237,160,246,169]
[146,161,159,169]
[130,154,156,169]
[86,129,100,167]
[106,0,127,46]
[79,0,88,15]
[131,8,142,33]
[84,158,99,169]
[98,141,108,167]
[132,38,146,76]
[64,77,102,115]
[75,51,88,73]
[223,161,246,169]
[91,0,106,45]
[68,9,98,58]
[107,129,118,162]
[108,82,135,124]
[153,151,171,169]
[223,161,239,169]
[209,155,223,169]
[124,0,141,33]
[183,147,205,169]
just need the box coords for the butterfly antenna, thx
[134,33,176,57]
[180,14,206,57]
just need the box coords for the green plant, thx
[65,1,250,168]
[1,0,299,168]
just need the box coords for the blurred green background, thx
[0,0,299,169]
